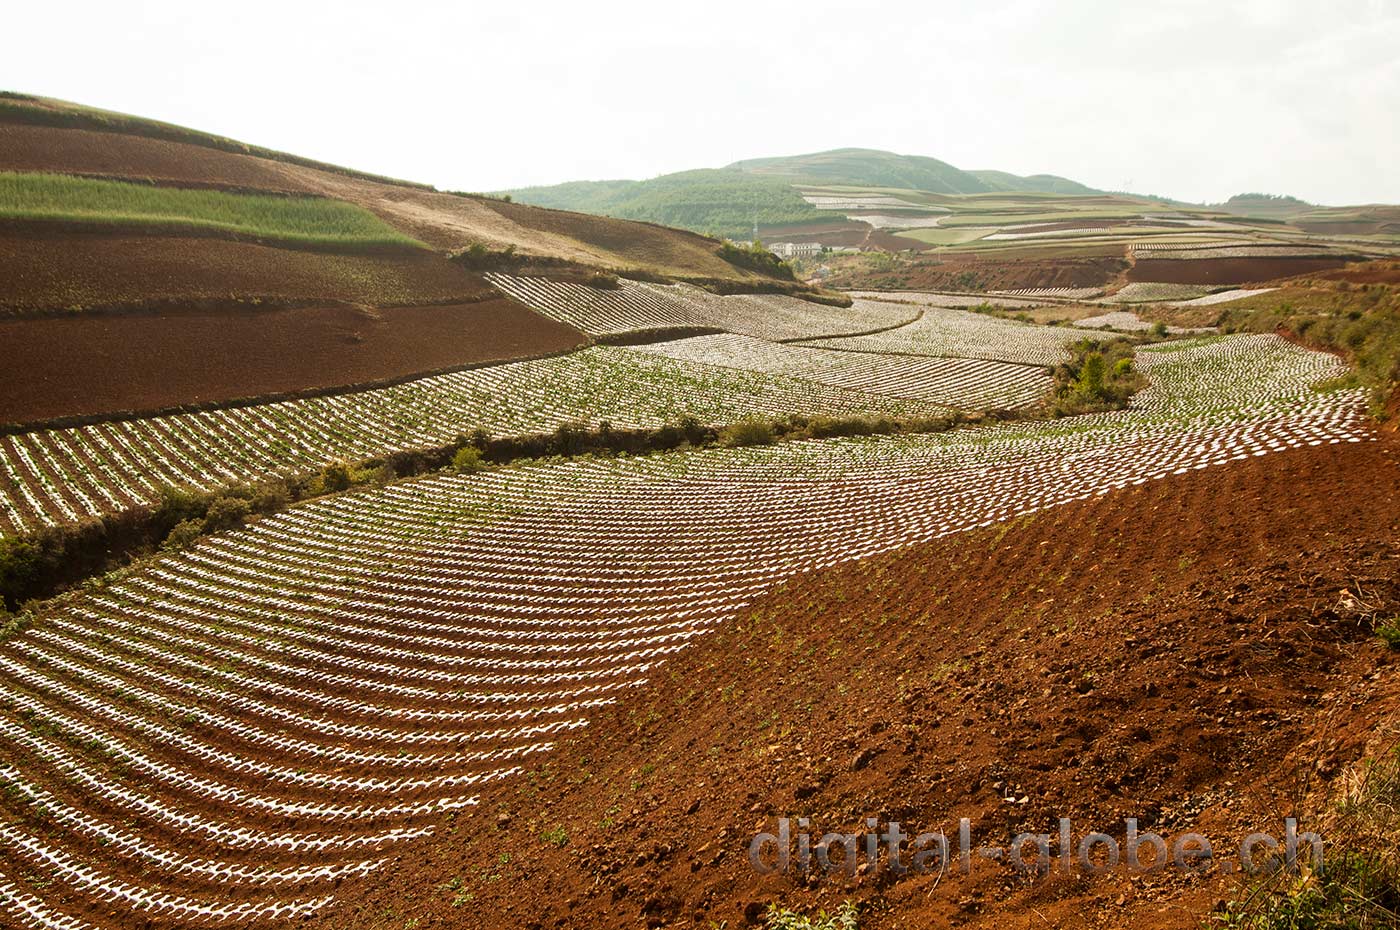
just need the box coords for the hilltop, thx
[503,148,1100,239]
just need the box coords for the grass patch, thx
[0,172,425,249]
[1214,744,1400,929]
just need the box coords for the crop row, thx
[486,274,920,340]
[0,347,935,539]
[848,290,1045,308]
[990,286,1104,300]
[0,336,1369,928]
[628,333,1052,409]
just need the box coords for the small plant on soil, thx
[763,900,859,930]
[1374,618,1400,649]
[539,825,569,848]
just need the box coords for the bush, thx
[452,241,521,271]
[248,481,291,514]
[584,271,620,289]
[452,446,484,473]
[318,460,352,493]
[717,240,795,280]
[721,419,776,447]
[161,519,204,552]
[202,496,250,533]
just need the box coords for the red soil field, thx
[0,298,586,425]
[1128,256,1350,286]
[824,255,1126,291]
[317,437,1400,930]
[0,123,320,194]
[0,231,485,313]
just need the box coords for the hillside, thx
[503,148,1103,239]
[0,94,798,290]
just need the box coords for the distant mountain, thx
[727,148,995,195]
[967,169,1098,196]
[1215,193,1313,218]
[505,169,843,241]
[503,148,1101,239]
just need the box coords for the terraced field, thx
[485,274,919,340]
[0,347,937,538]
[628,333,1051,409]
[795,297,1087,366]
[0,333,1368,929]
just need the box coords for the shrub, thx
[201,497,250,533]
[319,460,352,493]
[1150,320,1169,337]
[248,481,291,514]
[452,241,522,271]
[452,446,484,473]
[721,419,776,447]
[717,240,795,280]
[161,519,204,552]
[584,271,620,289]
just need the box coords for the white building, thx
[768,241,824,260]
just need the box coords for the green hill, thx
[504,149,1102,238]
[505,169,845,241]
[967,169,1098,195]
[726,147,995,194]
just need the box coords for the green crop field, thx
[0,171,425,249]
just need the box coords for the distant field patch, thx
[0,172,425,249]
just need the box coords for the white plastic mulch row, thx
[0,334,1373,929]
[485,274,920,341]
[990,287,1104,300]
[795,298,1087,367]
[628,333,1051,410]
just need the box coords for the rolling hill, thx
[503,148,1103,239]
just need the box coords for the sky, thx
[4,0,1398,205]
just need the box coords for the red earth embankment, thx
[316,437,1400,930]
[0,298,586,425]
[0,231,485,314]
[1129,256,1350,285]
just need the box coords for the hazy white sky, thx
[5,0,1397,204]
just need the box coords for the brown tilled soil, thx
[0,299,585,424]
[822,255,1126,291]
[1128,257,1350,286]
[316,437,1400,930]
[0,123,319,194]
[0,231,485,313]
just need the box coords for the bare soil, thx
[1128,256,1350,286]
[0,299,585,425]
[821,255,1126,291]
[314,437,1400,930]
[0,231,486,313]
[0,123,318,194]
